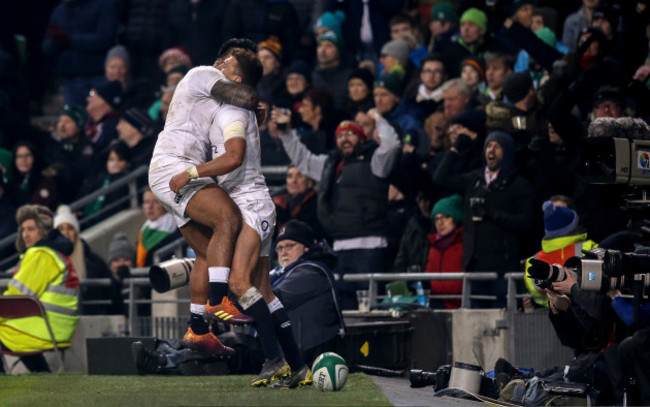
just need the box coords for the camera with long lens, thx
[409,364,451,389]
[530,262,567,290]
[564,248,650,296]
[149,257,195,293]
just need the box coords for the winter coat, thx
[271,244,344,352]
[426,227,464,309]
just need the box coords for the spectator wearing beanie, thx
[563,0,600,52]
[54,205,120,315]
[428,1,460,54]
[346,68,375,116]
[258,36,284,103]
[104,45,155,111]
[425,194,464,309]
[524,200,597,307]
[374,72,427,158]
[315,10,346,41]
[380,39,411,78]
[117,107,157,168]
[460,56,486,96]
[434,130,535,308]
[312,31,353,111]
[106,231,147,315]
[269,219,343,365]
[276,113,400,310]
[85,80,123,152]
[443,7,506,77]
[50,105,96,200]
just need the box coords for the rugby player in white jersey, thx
[168,56,312,389]
[149,48,261,357]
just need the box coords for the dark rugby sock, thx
[240,288,281,360]
[269,300,304,371]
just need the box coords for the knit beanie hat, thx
[460,8,487,32]
[318,31,343,57]
[592,5,619,32]
[94,80,123,110]
[315,10,346,39]
[375,72,404,97]
[381,39,410,68]
[60,104,88,130]
[543,200,579,239]
[509,0,537,16]
[122,107,154,137]
[276,220,315,247]
[284,59,312,83]
[108,232,136,263]
[348,68,374,92]
[502,72,532,104]
[535,27,557,49]
[431,194,463,224]
[431,2,458,22]
[54,205,80,232]
[167,64,189,77]
[105,44,130,68]
[335,120,366,143]
[258,36,282,61]
[461,56,486,82]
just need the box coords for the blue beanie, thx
[543,201,579,239]
[315,10,346,39]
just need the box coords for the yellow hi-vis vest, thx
[0,245,79,352]
[524,233,598,307]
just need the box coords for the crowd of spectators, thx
[1,0,650,312]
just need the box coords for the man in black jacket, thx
[434,130,534,308]
[276,109,401,309]
[270,220,344,365]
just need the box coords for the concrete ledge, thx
[81,208,145,261]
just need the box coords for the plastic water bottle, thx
[415,281,427,307]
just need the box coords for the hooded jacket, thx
[434,131,535,272]
[0,231,79,352]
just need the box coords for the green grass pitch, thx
[0,373,392,407]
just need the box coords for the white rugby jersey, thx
[208,104,268,196]
[150,66,225,168]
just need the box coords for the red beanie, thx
[335,120,366,143]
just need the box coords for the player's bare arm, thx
[169,129,246,194]
[210,80,259,111]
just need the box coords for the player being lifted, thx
[168,53,312,390]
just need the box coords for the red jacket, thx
[426,227,464,309]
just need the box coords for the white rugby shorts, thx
[231,190,276,257]
[149,162,216,228]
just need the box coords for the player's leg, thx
[184,185,252,324]
[253,258,312,389]
[230,224,289,386]
[178,220,234,356]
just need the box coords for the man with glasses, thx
[406,54,448,118]
[274,109,401,310]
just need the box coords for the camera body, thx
[563,248,650,296]
[409,364,452,390]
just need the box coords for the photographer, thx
[528,258,619,355]
[524,200,597,308]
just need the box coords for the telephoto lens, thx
[409,369,437,388]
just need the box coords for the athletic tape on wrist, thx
[187,166,199,179]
